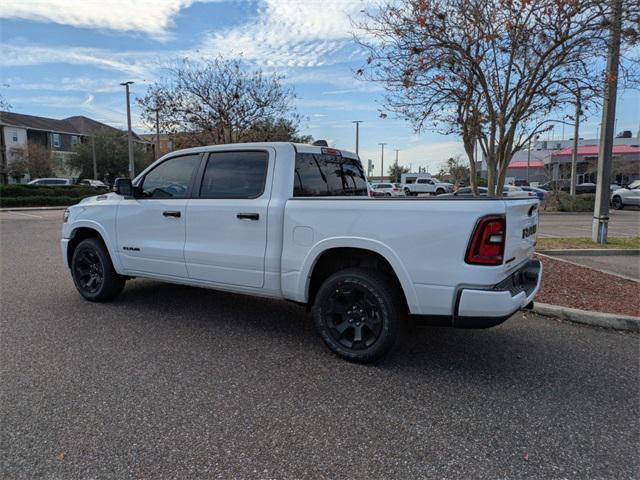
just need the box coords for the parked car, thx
[520,186,547,201]
[369,182,405,197]
[78,179,109,189]
[403,177,453,196]
[538,180,570,192]
[28,178,73,186]
[611,180,640,210]
[575,183,596,194]
[61,142,541,362]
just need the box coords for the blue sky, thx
[1,0,638,173]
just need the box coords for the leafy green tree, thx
[387,163,410,183]
[26,143,54,178]
[438,155,470,184]
[70,130,153,181]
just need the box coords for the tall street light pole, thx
[352,121,363,155]
[150,107,161,160]
[120,81,135,179]
[378,142,386,180]
[570,88,581,197]
[592,0,622,244]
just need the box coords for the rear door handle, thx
[237,212,259,221]
[163,210,181,218]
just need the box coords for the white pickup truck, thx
[61,142,541,362]
[403,176,454,196]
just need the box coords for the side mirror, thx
[113,177,133,196]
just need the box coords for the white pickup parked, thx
[61,142,541,362]
[402,174,454,196]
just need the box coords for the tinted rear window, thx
[200,151,268,199]
[294,153,367,197]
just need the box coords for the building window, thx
[71,135,78,146]
[9,129,18,142]
[52,133,61,148]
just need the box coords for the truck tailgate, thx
[503,199,539,267]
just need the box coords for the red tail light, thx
[465,215,506,265]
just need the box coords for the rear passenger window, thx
[199,151,268,199]
[294,153,367,197]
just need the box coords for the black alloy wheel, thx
[71,238,126,301]
[74,248,104,293]
[323,284,383,350]
[313,267,404,362]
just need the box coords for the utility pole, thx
[592,0,622,244]
[120,81,135,178]
[526,142,531,184]
[394,149,399,166]
[91,135,97,180]
[352,121,363,155]
[570,88,581,197]
[150,107,161,160]
[378,142,386,180]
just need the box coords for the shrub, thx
[0,184,103,198]
[0,196,87,208]
[542,191,595,212]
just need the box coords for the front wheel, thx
[435,188,445,195]
[612,196,624,210]
[312,268,405,363]
[71,238,126,301]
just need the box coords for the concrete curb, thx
[539,211,588,215]
[534,302,640,333]
[538,248,640,256]
[0,206,68,212]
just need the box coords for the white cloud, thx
[2,43,154,77]
[5,76,125,93]
[0,0,222,39]
[202,0,367,67]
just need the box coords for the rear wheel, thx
[312,268,405,363]
[71,238,126,301]
[612,196,624,210]
[385,192,392,197]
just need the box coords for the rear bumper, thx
[453,259,542,328]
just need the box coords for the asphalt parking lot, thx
[538,209,640,237]
[1,211,639,479]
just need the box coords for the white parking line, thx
[6,211,43,219]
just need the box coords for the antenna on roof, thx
[312,140,328,147]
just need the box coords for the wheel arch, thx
[66,223,120,271]
[301,238,419,313]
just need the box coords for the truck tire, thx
[612,196,624,210]
[312,267,405,363]
[436,188,444,195]
[71,238,126,302]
